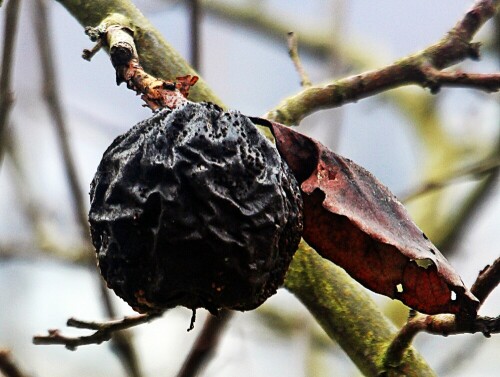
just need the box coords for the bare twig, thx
[33,313,162,350]
[82,38,103,61]
[0,0,21,162]
[421,66,500,93]
[266,0,500,125]
[287,32,312,88]
[401,157,500,202]
[0,349,28,377]
[176,310,233,377]
[384,257,500,369]
[384,313,499,369]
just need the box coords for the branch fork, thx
[33,313,162,350]
[384,257,500,370]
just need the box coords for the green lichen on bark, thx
[285,241,436,377]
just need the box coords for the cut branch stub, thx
[253,117,479,316]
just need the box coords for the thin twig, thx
[265,0,500,125]
[0,0,21,162]
[287,32,312,88]
[82,38,103,61]
[33,313,162,350]
[0,348,28,377]
[384,314,500,369]
[176,310,233,377]
[32,2,143,376]
[384,257,500,369]
[422,66,500,93]
[401,157,500,202]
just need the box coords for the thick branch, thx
[33,313,162,350]
[285,242,436,377]
[265,0,500,125]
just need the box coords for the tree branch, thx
[384,256,500,369]
[421,66,500,93]
[265,0,500,125]
[471,257,500,304]
[33,313,162,350]
[285,241,436,377]
[287,32,312,88]
[384,313,499,370]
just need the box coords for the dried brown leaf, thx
[253,117,479,315]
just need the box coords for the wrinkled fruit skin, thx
[89,102,303,314]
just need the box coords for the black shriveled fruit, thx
[89,102,303,314]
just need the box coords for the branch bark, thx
[285,241,436,377]
[265,0,500,125]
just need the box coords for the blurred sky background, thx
[0,0,499,376]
